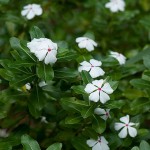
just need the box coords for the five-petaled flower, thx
[27,38,58,65]
[85,79,114,104]
[78,59,105,78]
[76,37,97,52]
[21,4,43,20]
[94,108,111,120]
[105,0,125,13]
[110,51,126,65]
[87,136,110,150]
[114,115,137,138]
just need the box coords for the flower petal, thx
[100,91,110,104]
[26,10,35,20]
[86,42,94,51]
[118,127,128,138]
[89,67,105,78]
[92,79,104,88]
[89,90,99,102]
[101,143,110,150]
[44,52,57,64]
[76,37,86,43]
[34,50,47,61]
[120,115,129,124]
[93,143,102,150]
[94,108,106,115]
[102,83,113,94]
[21,9,29,16]
[90,59,102,66]
[80,61,91,67]
[78,40,87,49]
[78,66,91,72]
[85,83,97,93]
[101,136,108,144]
[89,39,97,47]
[100,115,108,121]
[86,139,97,147]
[128,126,137,137]
[32,4,43,15]
[114,123,125,131]
[129,122,136,126]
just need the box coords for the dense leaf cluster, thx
[0,0,150,150]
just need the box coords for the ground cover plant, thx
[0,0,150,150]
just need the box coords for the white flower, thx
[85,79,113,104]
[87,136,110,150]
[39,81,47,87]
[76,37,97,52]
[94,108,111,120]
[21,4,43,20]
[114,115,137,138]
[78,59,105,78]
[41,116,48,123]
[25,83,31,90]
[110,51,126,65]
[27,38,58,65]
[0,129,9,138]
[105,0,125,13]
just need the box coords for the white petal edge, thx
[85,83,97,94]
[89,90,99,102]
[86,139,97,147]
[128,126,137,138]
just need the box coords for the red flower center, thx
[48,48,51,52]
[125,124,128,127]
[91,65,94,68]
[106,112,109,116]
[98,88,102,91]
[98,139,101,143]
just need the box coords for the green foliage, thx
[0,0,150,149]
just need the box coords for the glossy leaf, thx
[130,79,150,89]
[92,116,106,134]
[29,26,45,39]
[37,62,54,81]
[21,134,41,150]
[46,143,62,150]
[139,140,150,150]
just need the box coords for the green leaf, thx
[131,147,140,150]
[92,116,106,134]
[21,134,41,150]
[65,115,82,124]
[57,50,78,62]
[129,98,150,114]
[126,46,150,65]
[60,97,89,112]
[130,79,150,89]
[106,100,125,109]
[109,81,119,91]
[140,140,150,150]
[29,26,45,39]
[10,37,36,62]
[28,85,46,118]
[0,0,9,4]
[80,71,92,84]
[46,143,62,150]
[71,85,86,95]
[81,104,95,118]
[37,62,54,81]
[72,137,89,150]
[10,74,36,87]
[0,144,12,150]
[54,68,79,78]
[143,54,150,69]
